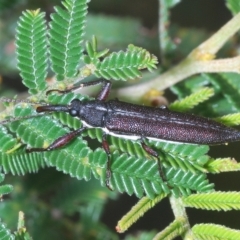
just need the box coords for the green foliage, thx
[0,174,13,197]
[169,87,214,112]
[117,194,167,233]
[215,113,240,126]
[152,218,187,240]
[0,219,14,240]
[192,224,240,240]
[83,39,158,80]
[0,126,18,153]
[183,192,240,211]
[226,0,240,15]
[0,150,46,175]
[49,0,88,80]
[1,0,240,239]
[206,158,240,173]
[171,73,240,117]
[94,45,158,80]
[16,9,48,95]
[124,231,157,240]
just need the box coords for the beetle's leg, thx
[26,127,86,152]
[140,138,167,182]
[102,133,112,190]
[95,80,111,101]
[46,79,112,101]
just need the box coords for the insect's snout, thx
[36,105,69,113]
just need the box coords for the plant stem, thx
[116,12,240,102]
[169,195,194,239]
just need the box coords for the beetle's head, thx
[68,99,82,117]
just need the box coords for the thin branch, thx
[116,12,240,101]
[169,196,193,239]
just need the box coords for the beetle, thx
[2,79,240,189]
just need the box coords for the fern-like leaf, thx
[149,141,209,173]
[169,87,214,112]
[0,126,18,153]
[110,151,213,198]
[16,9,48,94]
[206,158,240,173]
[94,45,158,80]
[183,191,240,211]
[214,113,240,126]
[0,219,14,240]
[0,173,13,197]
[49,0,88,80]
[152,218,187,240]
[192,223,240,240]
[116,194,167,233]
[0,151,46,175]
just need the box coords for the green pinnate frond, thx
[0,173,13,197]
[183,192,240,211]
[48,91,87,105]
[0,151,46,175]
[206,158,240,173]
[124,231,157,240]
[0,126,18,153]
[226,0,240,15]
[214,113,240,126]
[167,169,213,195]
[109,136,147,159]
[84,128,103,142]
[192,224,240,240]
[9,112,67,150]
[116,194,167,233]
[84,36,109,61]
[149,141,209,173]
[0,219,14,240]
[153,218,187,240]
[45,141,96,181]
[127,44,158,71]
[16,9,48,94]
[170,87,214,112]
[93,45,158,80]
[206,73,240,112]
[110,151,213,198]
[49,0,88,80]
[0,184,13,196]
[53,111,82,130]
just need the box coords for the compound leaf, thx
[192,223,240,240]
[94,45,158,80]
[183,191,240,211]
[16,9,48,94]
[49,0,88,80]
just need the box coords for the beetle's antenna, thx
[0,98,52,125]
[0,97,49,106]
[0,112,53,125]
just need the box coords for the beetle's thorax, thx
[73,100,108,127]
